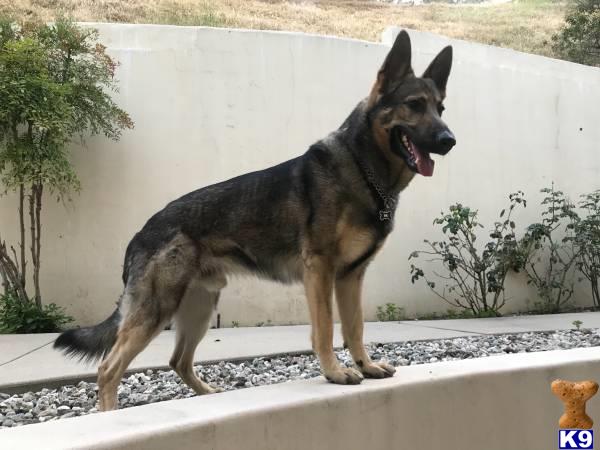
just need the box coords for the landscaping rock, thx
[2,418,15,427]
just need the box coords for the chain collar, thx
[354,156,398,222]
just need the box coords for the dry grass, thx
[0,0,566,58]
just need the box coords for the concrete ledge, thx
[2,348,600,450]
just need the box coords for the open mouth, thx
[392,128,435,177]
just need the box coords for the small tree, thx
[574,190,600,307]
[409,192,526,317]
[520,186,580,313]
[0,18,133,329]
[552,0,600,67]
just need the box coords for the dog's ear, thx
[422,46,453,95]
[368,30,413,107]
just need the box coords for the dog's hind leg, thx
[169,278,222,395]
[335,270,395,379]
[98,234,199,411]
[97,301,167,411]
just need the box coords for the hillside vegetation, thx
[0,0,567,58]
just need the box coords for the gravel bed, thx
[2,328,599,429]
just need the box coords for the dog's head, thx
[367,30,455,177]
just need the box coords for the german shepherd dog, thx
[55,30,455,411]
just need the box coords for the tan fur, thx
[98,234,208,411]
[367,74,384,109]
[303,253,364,384]
[335,271,395,378]
[333,214,395,378]
[371,115,416,192]
[98,323,163,410]
[169,279,220,396]
[336,211,377,266]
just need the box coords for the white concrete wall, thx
[0,23,599,326]
[2,348,600,450]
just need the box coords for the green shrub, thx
[520,186,580,313]
[0,291,72,333]
[376,303,405,322]
[552,0,600,67]
[409,192,526,317]
[573,190,600,307]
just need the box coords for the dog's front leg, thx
[335,270,395,379]
[304,256,363,385]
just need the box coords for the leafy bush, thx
[520,186,580,313]
[376,303,405,321]
[0,18,132,325]
[0,291,72,333]
[573,190,600,307]
[552,0,600,67]
[411,186,600,316]
[409,192,526,316]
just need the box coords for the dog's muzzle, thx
[434,129,456,155]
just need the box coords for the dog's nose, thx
[436,129,456,154]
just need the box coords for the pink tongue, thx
[412,143,434,177]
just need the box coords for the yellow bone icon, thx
[551,379,599,429]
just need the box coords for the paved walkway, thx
[1,311,599,393]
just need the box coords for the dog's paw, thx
[195,382,224,396]
[324,367,364,385]
[206,385,224,394]
[359,360,396,379]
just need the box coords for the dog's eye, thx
[437,104,445,115]
[406,99,425,113]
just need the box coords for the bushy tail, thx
[53,308,121,362]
